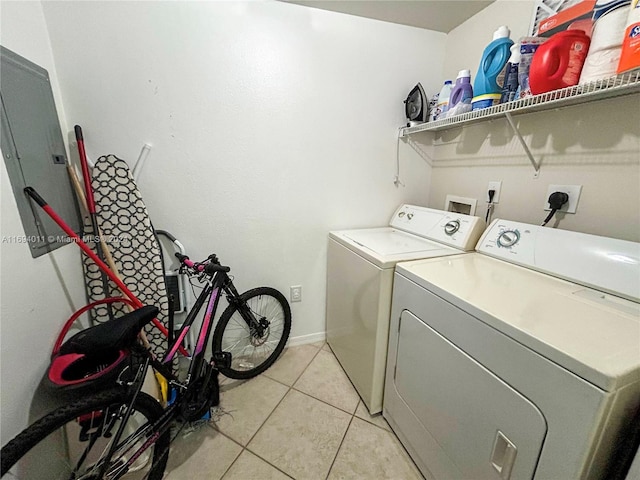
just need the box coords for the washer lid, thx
[396,254,640,392]
[343,229,446,256]
[329,228,460,268]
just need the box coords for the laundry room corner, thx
[425,0,640,241]
[38,0,447,343]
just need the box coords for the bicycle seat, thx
[58,305,159,356]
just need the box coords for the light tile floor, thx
[164,342,423,480]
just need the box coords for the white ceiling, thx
[282,0,495,33]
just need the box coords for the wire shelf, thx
[401,71,640,136]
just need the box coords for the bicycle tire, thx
[213,287,291,379]
[1,388,169,480]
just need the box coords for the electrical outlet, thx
[488,181,502,203]
[544,184,582,214]
[290,285,302,303]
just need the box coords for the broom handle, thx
[67,166,153,350]
[68,166,119,284]
[74,125,97,214]
[25,187,188,356]
[74,125,115,323]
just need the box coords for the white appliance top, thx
[477,219,640,302]
[330,228,459,269]
[329,205,486,268]
[389,204,485,251]
[342,229,446,256]
[395,220,640,392]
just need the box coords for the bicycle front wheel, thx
[1,389,169,480]
[213,287,291,379]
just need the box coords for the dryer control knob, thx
[407,213,414,220]
[398,211,406,217]
[497,230,520,248]
[444,220,460,235]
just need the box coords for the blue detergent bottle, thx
[472,26,514,110]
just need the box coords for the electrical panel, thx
[1,46,80,258]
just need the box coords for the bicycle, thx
[0,252,292,479]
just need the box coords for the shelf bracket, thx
[504,112,540,178]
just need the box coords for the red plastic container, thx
[529,30,591,95]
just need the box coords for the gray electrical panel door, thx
[1,45,80,258]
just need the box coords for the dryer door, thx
[393,310,547,480]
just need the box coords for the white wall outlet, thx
[544,184,582,214]
[487,181,502,203]
[290,285,302,303]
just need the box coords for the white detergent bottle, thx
[500,43,521,103]
[434,80,453,120]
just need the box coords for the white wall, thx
[0,1,86,444]
[41,1,446,342]
[443,0,534,79]
[424,0,640,241]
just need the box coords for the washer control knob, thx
[444,220,460,235]
[407,213,414,220]
[497,230,520,248]
[398,211,406,217]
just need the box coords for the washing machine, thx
[384,219,640,480]
[326,204,486,414]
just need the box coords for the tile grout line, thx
[315,344,394,434]
[354,413,391,433]
[221,343,395,478]
[316,344,387,478]
[235,343,325,479]
[243,448,296,479]
[324,413,355,480]
[285,342,357,480]
[181,343,421,480]
[290,385,359,416]
[297,346,413,475]
[211,425,295,480]
[226,437,296,480]
[216,438,243,480]
[287,344,362,416]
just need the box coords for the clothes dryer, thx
[326,204,485,413]
[384,219,640,480]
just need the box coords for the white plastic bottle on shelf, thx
[434,80,453,120]
[500,43,521,103]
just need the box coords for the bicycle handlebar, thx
[175,252,189,263]
[174,252,230,274]
[205,263,231,274]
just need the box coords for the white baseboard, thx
[287,331,326,347]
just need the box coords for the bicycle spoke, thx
[214,287,291,378]
[224,334,251,353]
[72,425,102,476]
[260,299,280,320]
[228,315,250,333]
[2,393,167,480]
